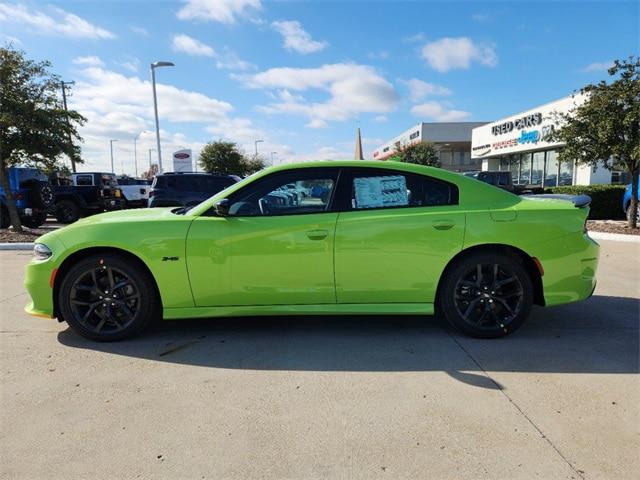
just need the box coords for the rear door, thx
[333,167,465,304]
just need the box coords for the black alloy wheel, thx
[55,200,80,224]
[438,252,533,338]
[59,254,159,341]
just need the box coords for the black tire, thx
[626,204,639,223]
[58,253,160,341]
[21,211,47,229]
[31,181,55,208]
[437,251,533,338]
[55,199,81,224]
[0,205,9,229]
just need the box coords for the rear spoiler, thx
[521,194,592,208]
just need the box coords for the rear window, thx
[75,174,93,186]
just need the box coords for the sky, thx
[1,0,638,175]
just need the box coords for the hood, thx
[70,207,177,226]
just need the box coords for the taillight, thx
[14,193,23,200]
[149,190,155,197]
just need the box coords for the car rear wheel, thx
[59,254,160,341]
[55,200,80,223]
[437,252,533,338]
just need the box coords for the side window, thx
[228,170,338,217]
[75,175,93,186]
[348,169,457,210]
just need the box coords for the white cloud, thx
[0,3,115,39]
[130,25,149,36]
[177,0,262,24]
[367,50,390,60]
[373,115,388,123]
[215,47,256,71]
[471,13,490,22]
[403,33,425,43]
[421,37,497,72]
[399,78,451,101]
[410,101,471,122]
[237,63,398,127]
[172,34,216,57]
[580,61,613,73]
[72,55,104,67]
[119,56,140,73]
[271,20,328,54]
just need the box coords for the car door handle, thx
[432,220,455,230]
[306,229,328,240]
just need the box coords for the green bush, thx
[543,184,627,220]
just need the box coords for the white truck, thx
[116,176,151,208]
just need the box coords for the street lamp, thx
[109,139,118,173]
[60,80,76,172]
[150,61,174,175]
[254,139,264,158]
[271,151,277,164]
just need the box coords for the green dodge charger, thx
[25,161,599,341]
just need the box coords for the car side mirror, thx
[215,198,231,216]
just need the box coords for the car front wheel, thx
[437,252,533,338]
[58,253,160,341]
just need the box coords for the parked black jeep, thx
[51,172,125,224]
[149,172,240,208]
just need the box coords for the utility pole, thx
[150,61,174,174]
[109,139,118,173]
[61,80,76,172]
[254,139,263,159]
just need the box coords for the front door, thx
[186,168,340,306]
[334,167,465,304]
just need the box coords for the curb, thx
[588,231,640,243]
[0,242,34,251]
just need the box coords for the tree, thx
[198,140,266,176]
[393,141,441,168]
[552,56,640,228]
[0,47,86,231]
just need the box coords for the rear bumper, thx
[531,232,599,307]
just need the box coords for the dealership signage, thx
[471,94,585,159]
[172,149,193,172]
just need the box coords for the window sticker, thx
[354,175,408,209]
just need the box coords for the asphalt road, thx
[1,240,638,480]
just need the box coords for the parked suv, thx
[52,172,124,224]
[149,172,240,208]
[0,167,54,229]
[116,176,150,208]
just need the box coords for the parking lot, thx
[0,239,638,480]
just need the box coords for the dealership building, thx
[471,94,622,186]
[372,122,488,173]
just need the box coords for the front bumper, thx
[23,233,66,319]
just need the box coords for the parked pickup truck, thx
[116,176,150,208]
[0,167,55,229]
[51,172,124,224]
[463,171,544,194]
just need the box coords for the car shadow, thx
[57,295,639,389]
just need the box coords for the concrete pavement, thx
[1,240,638,479]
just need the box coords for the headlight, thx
[33,243,52,261]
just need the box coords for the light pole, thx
[134,130,147,177]
[150,61,175,175]
[271,151,277,165]
[254,139,263,158]
[60,80,76,172]
[109,139,118,173]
